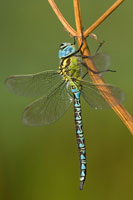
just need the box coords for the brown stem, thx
[84,0,124,37]
[73,0,83,46]
[48,0,77,36]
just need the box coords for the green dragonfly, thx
[5,37,124,190]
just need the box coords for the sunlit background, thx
[0,0,133,199]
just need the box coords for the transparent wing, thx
[22,82,73,126]
[91,53,110,71]
[80,80,125,110]
[80,53,111,79]
[6,70,62,98]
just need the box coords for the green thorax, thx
[58,56,82,90]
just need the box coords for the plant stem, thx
[84,0,125,37]
[48,0,77,36]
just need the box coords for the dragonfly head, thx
[58,43,75,59]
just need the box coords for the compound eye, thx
[69,47,73,52]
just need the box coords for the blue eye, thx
[58,43,75,58]
[65,47,73,54]
[70,47,73,52]
[58,50,62,59]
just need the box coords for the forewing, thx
[22,82,73,126]
[6,70,62,98]
[80,80,125,110]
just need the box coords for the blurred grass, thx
[0,0,133,199]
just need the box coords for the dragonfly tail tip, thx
[80,181,84,190]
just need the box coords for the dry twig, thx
[48,0,133,134]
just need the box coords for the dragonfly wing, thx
[80,53,111,79]
[22,82,73,126]
[6,70,62,98]
[91,53,111,72]
[80,80,125,110]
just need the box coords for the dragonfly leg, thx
[75,42,104,60]
[95,40,105,55]
[73,31,84,54]
[73,36,76,45]
[81,61,116,75]
[82,72,88,79]
[75,40,105,59]
[88,32,105,54]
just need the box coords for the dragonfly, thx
[5,36,124,190]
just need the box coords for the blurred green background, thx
[0,0,133,199]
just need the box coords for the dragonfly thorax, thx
[58,56,82,91]
[58,43,75,59]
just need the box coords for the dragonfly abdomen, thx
[72,87,87,190]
